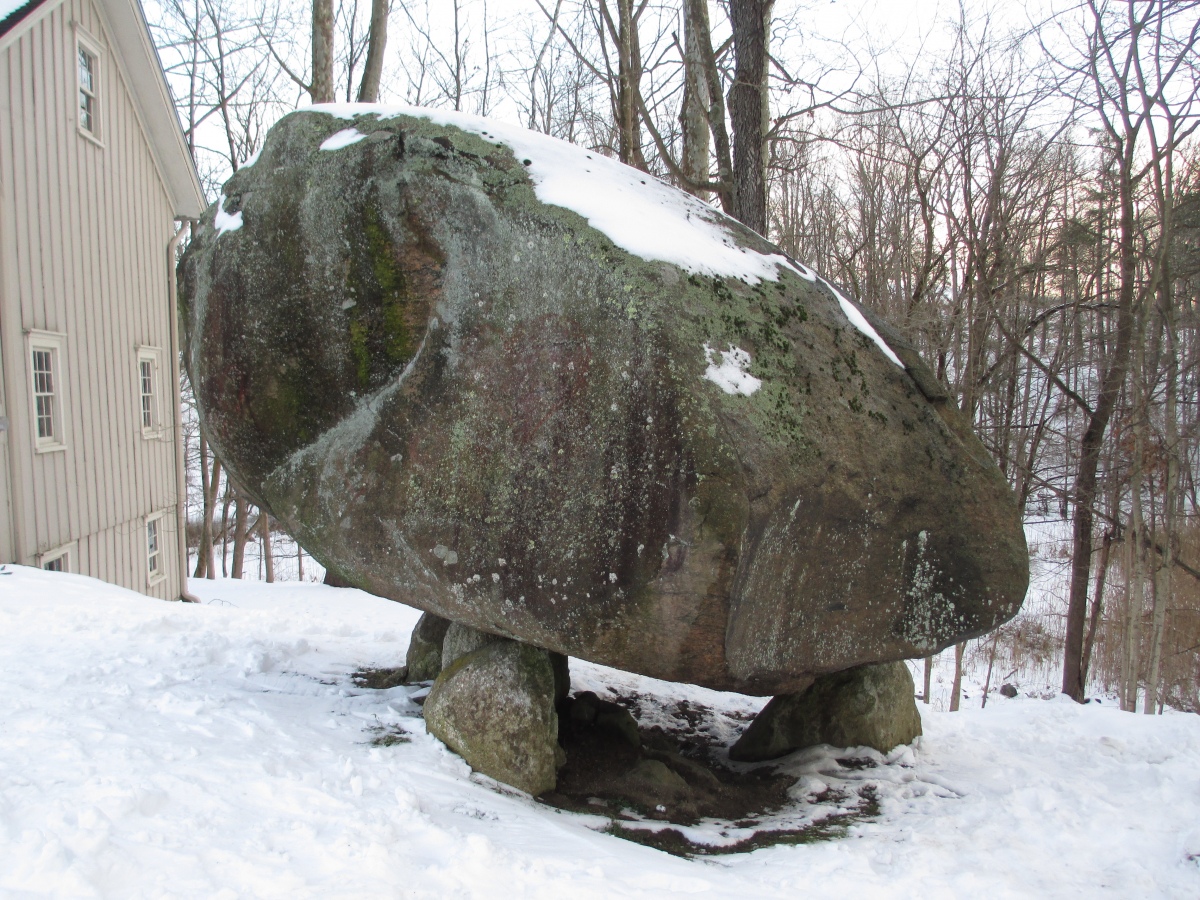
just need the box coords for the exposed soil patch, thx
[537,687,885,855]
[541,691,794,827]
[540,700,792,830]
[353,666,409,690]
[365,723,413,746]
[606,786,881,858]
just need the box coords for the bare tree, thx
[679,0,711,195]
[1058,0,1200,703]
[312,0,336,102]
[358,0,389,101]
[259,512,276,582]
[727,0,772,231]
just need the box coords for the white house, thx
[0,0,205,599]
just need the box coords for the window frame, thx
[145,511,167,586]
[38,541,76,573]
[25,330,68,454]
[136,346,164,438]
[75,27,103,146]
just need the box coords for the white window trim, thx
[136,346,165,439]
[25,329,68,454]
[145,510,168,586]
[75,26,104,147]
[38,541,77,573]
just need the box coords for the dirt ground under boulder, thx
[541,690,793,824]
[540,688,883,856]
[354,665,884,857]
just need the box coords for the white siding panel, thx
[0,0,185,599]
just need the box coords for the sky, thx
[142,0,1087,195]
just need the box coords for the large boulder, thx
[179,105,1028,695]
[729,661,923,761]
[423,638,563,795]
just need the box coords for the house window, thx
[33,350,56,439]
[136,347,163,436]
[26,330,67,452]
[140,359,153,427]
[75,29,102,141]
[37,542,75,573]
[78,48,96,131]
[146,514,165,583]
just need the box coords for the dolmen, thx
[179,105,1028,795]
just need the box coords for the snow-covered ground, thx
[2,566,1198,898]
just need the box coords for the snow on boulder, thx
[178,106,1028,695]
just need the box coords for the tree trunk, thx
[685,0,733,212]
[194,439,221,580]
[205,455,221,578]
[1130,278,1154,712]
[1123,481,1147,711]
[220,475,233,577]
[451,0,464,111]
[1144,548,1167,713]
[613,0,644,168]
[231,488,249,579]
[356,0,388,103]
[949,641,965,711]
[1060,147,1137,702]
[1080,529,1114,687]
[1061,0,1192,704]
[1145,281,1178,713]
[727,0,773,234]
[194,431,212,579]
[1119,524,1135,709]
[311,0,335,103]
[680,0,711,197]
[260,512,275,583]
[981,634,999,708]
[923,655,932,704]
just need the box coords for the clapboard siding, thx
[0,0,182,598]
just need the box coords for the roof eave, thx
[0,0,52,46]
[98,0,206,218]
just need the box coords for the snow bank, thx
[1,565,1197,897]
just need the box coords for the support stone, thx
[729,661,922,761]
[405,612,451,682]
[424,626,564,795]
[441,621,506,669]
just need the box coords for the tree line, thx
[154,0,1200,712]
